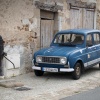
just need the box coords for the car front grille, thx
[42,57,60,64]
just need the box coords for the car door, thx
[93,33,100,63]
[86,33,98,67]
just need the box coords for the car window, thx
[72,34,84,44]
[54,34,71,43]
[54,34,84,45]
[93,33,100,45]
[86,34,93,47]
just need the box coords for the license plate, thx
[43,68,58,72]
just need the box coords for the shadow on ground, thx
[32,66,100,80]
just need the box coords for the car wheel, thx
[34,70,44,76]
[99,64,100,69]
[72,63,81,80]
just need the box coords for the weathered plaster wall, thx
[0,0,67,75]
[96,0,100,29]
[0,0,99,76]
[0,0,39,74]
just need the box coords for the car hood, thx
[36,46,81,57]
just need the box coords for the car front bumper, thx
[32,66,74,72]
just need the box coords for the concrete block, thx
[4,68,20,78]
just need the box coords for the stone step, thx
[0,79,24,88]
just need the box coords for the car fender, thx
[67,50,84,68]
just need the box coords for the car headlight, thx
[36,56,42,63]
[60,57,67,65]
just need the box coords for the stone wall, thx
[96,0,100,29]
[0,0,66,75]
[0,0,100,76]
[0,0,38,74]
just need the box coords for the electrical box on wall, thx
[6,54,20,69]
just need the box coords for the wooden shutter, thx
[70,7,82,29]
[83,8,95,29]
[70,7,95,29]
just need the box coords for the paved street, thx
[61,87,100,100]
[0,66,100,100]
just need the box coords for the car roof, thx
[57,29,100,35]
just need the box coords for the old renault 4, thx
[32,29,100,80]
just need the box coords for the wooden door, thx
[41,20,54,48]
[70,7,82,29]
[83,8,94,29]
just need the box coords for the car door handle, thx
[94,47,96,50]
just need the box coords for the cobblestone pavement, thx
[0,66,100,100]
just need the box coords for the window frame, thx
[93,32,100,45]
[86,33,93,47]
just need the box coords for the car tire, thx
[99,63,100,69]
[34,70,44,76]
[72,63,81,80]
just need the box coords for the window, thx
[54,34,84,45]
[93,33,100,45]
[86,34,92,47]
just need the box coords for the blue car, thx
[32,29,100,80]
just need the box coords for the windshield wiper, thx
[59,43,76,46]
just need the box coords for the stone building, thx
[0,0,100,77]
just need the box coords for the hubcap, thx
[76,66,80,76]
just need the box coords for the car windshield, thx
[54,33,84,46]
